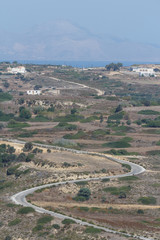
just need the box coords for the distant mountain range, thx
[1,20,160,61]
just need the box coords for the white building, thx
[7,66,26,74]
[27,90,41,95]
[132,67,155,77]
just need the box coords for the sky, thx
[0,0,160,61]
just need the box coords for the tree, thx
[34,85,42,90]
[71,108,77,115]
[105,63,123,71]
[3,82,10,88]
[100,114,103,123]
[126,119,131,125]
[18,98,24,105]
[115,104,123,113]
[7,145,15,154]
[143,100,151,106]
[77,188,91,200]
[23,142,33,152]
[19,108,31,119]
[17,153,26,162]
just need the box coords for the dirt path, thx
[32,201,160,210]
[50,77,105,96]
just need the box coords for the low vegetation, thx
[138,196,157,205]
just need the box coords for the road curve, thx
[3,138,151,240]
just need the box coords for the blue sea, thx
[2,60,160,68]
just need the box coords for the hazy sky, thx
[1,0,160,61]
[1,0,160,44]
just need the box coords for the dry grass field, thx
[1,63,160,239]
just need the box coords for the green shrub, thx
[80,115,99,123]
[0,92,12,102]
[103,186,131,195]
[37,216,53,225]
[53,114,84,122]
[108,111,124,121]
[7,164,20,176]
[55,122,77,131]
[138,196,157,205]
[18,131,37,138]
[64,130,85,139]
[119,176,139,181]
[91,129,110,138]
[7,121,30,129]
[52,224,60,229]
[122,163,131,170]
[62,219,76,225]
[85,226,102,234]
[75,181,88,186]
[73,187,91,202]
[137,209,144,214]
[17,207,35,214]
[32,224,43,232]
[105,149,138,155]
[31,116,50,122]
[146,150,160,156]
[101,178,110,182]
[0,181,13,191]
[79,207,89,212]
[8,218,21,226]
[0,111,14,121]
[103,137,132,148]
[145,120,160,128]
[5,236,12,240]
[138,110,160,115]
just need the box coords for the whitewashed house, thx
[7,66,26,74]
[132,67,155,77]
[27,90,41,95]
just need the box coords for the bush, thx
[122,163,131,170]
[32,224,43,232]
[52,224,60,229]
[85,226,102,234]
[108,111,124,121]
[53,114,84,122]
[145,120,160,128]
[23,142,33,152]
[55,122,77,131]
[101,178,110,182]
[19,108,31,119]
[75,181,88,186]
[103,137,132,148]
[79,206,89,212]
[74,188,91,201]
[7,165,20,176]
[62,219,76,225]
[8,218,21,226]
[54,138,78,148]
[80,115,99,123]
[0,111,14,121]
[103,186,131,195]
[106,149,136,155]
[17,207,35,214]
[146,150,160,156]
[138,110,160,115]
[137,209,144,214]
[138,196,157,205]
[5,236,12,240]
[64,131,85,139]
[119,176,139,181]
[7,120,30,129]
[37,215,53,225]
[0,92,12,102]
